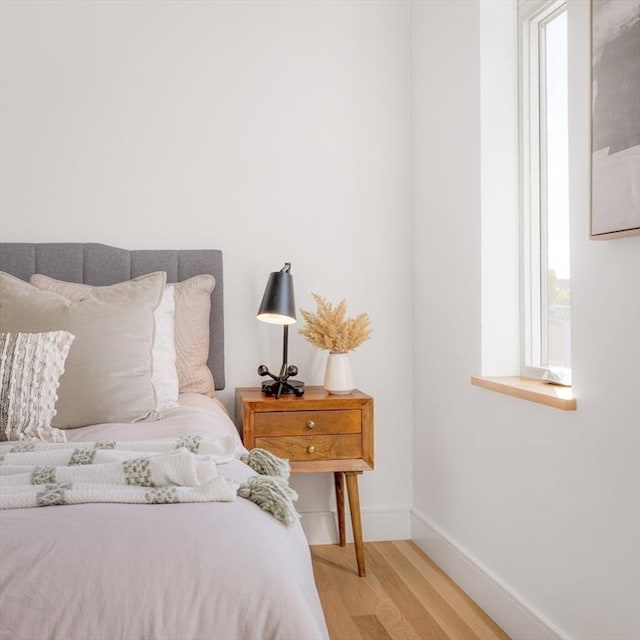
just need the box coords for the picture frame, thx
[590,0,640,240]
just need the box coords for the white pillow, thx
[31,273,216,398]
[0,271,166,428]
[0,331,74,442]
[30,274,179,412]
[151,286,180,411]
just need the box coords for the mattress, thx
[0,395,329,640]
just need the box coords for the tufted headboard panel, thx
[0,243,225,390]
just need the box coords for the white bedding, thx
[0,395,329,640]
[67,393,243,443]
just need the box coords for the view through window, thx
[541,9,570,372]
[521,0,571,381]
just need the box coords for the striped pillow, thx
[0,331,74,442]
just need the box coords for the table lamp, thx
[256,262,305,398]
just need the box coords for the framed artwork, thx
[590,0,640,239]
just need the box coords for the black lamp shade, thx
[256,263,296,325]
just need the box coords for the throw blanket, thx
[0,437,298,524]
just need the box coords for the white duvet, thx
[0,394,329,640]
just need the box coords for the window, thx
[520,0,571,383]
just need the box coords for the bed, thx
[0,243,329,640]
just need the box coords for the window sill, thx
[470,376,577,411]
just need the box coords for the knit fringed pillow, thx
[0,331,74,442]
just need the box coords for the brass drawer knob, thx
[307,445,316,454]
[306,420,316,429]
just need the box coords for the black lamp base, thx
[261,379,305,397]
[256,323,305,399]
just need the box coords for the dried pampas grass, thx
[299,293,372,353]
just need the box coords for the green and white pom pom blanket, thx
[0,436,298,525]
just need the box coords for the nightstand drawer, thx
[254,410,361,437]
[255,434,362,461]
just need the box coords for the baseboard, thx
[411,509,568,640]
[300,506,411,545]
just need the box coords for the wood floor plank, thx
[311,542,511,640]
[312,549,341,593]
[366,586,426,640]
[312,542,364,591]
[365,543,449,639]
[395,541,510,640]
[311,544,424,640]
[373,541,480,640]
[337,576,380,616]
[321,589,365,640]
[353,615,393,640]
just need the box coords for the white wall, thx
[412,1,640,639]
[0,0,413,542]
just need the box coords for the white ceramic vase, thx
[323,352,355,395]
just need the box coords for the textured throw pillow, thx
[0,331,74,442]
[0,271,166,428]
[30,274,180,412]
[168,275,216,397]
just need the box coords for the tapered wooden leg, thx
[345,472,365,577]
[334,472,346,547]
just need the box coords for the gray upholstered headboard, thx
[0,243,225,390]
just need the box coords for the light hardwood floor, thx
[311,541,510,640]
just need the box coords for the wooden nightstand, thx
[235,386,373,576]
